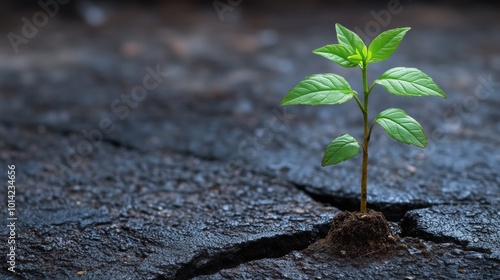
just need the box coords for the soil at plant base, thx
[320,210,402,259]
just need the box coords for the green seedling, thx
[281,24,446,214]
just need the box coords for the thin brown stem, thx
[360,63,369,214]
[360,129,368,213]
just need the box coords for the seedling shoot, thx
[281,24,446,213]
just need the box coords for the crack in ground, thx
[0,120,138,151]
[166,224,331,280]
[5,121,496,272]
[247,169,432,221]
[0,120,223,162]
[399,207,496,256]
[287,181,433,222]
[400,225,495,257]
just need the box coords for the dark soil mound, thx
[324,210,399,258]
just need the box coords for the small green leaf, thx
[280,74,356,106]
[322,134,360,166]
[375,108,428,148]
[361,45,369,59]
[347,53,362,64]
[375,67,447,98]
[335,23,366,54]
[313,44,358,68]
[368,27,410,63]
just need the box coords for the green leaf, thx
[335,23,366,54]
[347,53,362,64]
[374,108,428,148]
[280,74,356,106]
[313,44,358,68]
[374,67,447,98]
[368,27,410,63]
[322,134,360,166]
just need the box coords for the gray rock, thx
[254,137,500,220]
[402,205,500,260]
[196,239,498,280]
[0,126,336,279]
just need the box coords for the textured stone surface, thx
[197,239,499,280]
[0,126,336,279]
[402,205,500,260]
[0,1,499,279]
[256,137,500,220]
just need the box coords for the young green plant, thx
[280,24,446,214]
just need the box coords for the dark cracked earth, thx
[0,1,499,279]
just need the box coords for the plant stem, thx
[360,63,369,214]
[353,95,366,114]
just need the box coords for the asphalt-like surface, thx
[0,2,499,279]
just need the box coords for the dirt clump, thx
[324,210,401,258]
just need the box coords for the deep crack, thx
[168,224,331,280]
[400,208,496,256]
[288,181,432,222]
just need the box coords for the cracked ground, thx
[0,1,499,279]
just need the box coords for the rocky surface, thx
[0,126,336,279]
[201,206,500,279]
[0,1,499,279]
[197,237,499,279]
[402,204,500,260]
